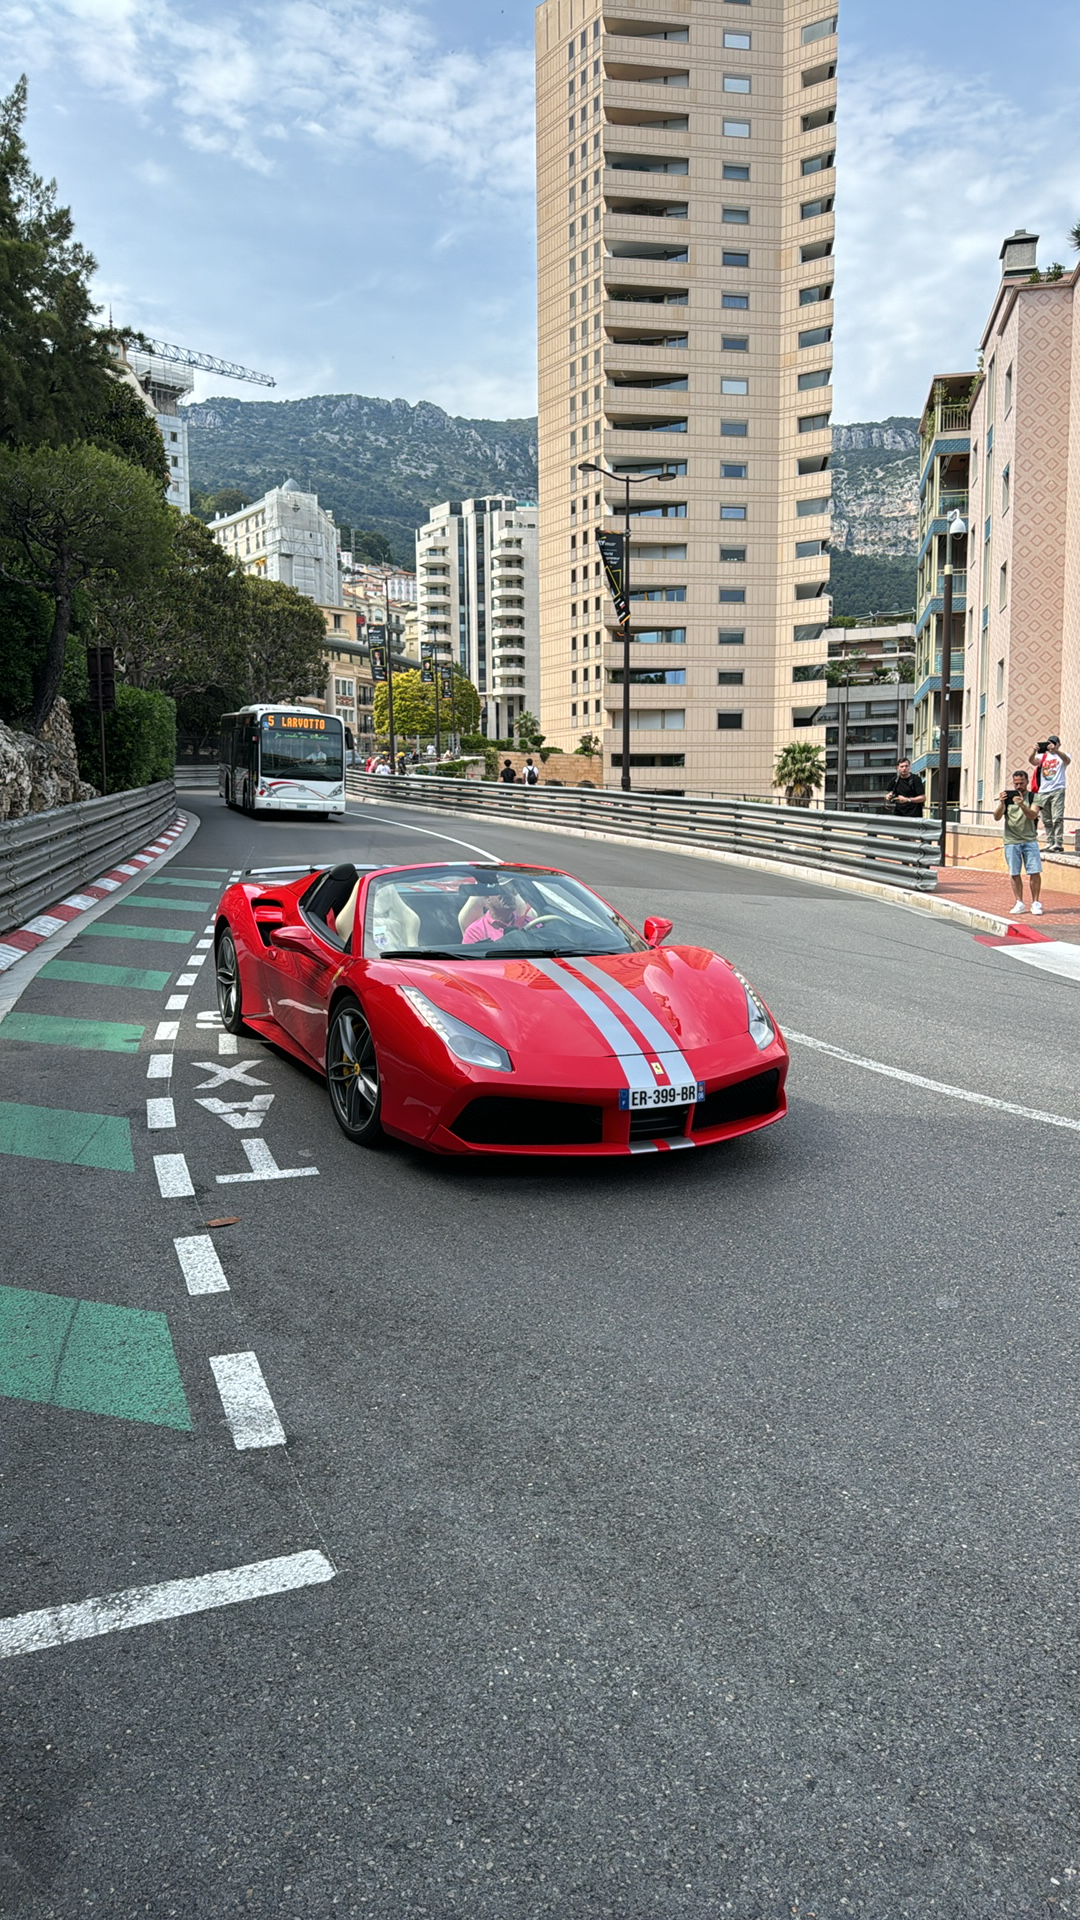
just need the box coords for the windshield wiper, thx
[378,946,468,960]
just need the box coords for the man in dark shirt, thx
[886,758,925,818]
[498,759,517,784]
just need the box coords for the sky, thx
[2,0,1080,424]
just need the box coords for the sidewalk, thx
[935,862,1080,943]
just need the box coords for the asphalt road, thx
[2,791,1078,1920]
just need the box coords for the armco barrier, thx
[0,781,179,935]
[346,771,940,891]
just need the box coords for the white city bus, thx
[218,706,347,817]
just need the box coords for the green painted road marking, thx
[116,896,212,914]
[39,958,171,991]
[1,1013,145,1053]
[81,922,195,944]
[159,869,228,880]
[0,1101,134,1170]
[0,1286,192,1430]
[148,877,222,888]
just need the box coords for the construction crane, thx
[141,341,275,388]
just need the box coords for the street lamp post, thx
[579,460,674,792]
[937,507,967,867]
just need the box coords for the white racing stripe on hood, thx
[531,959,657,1096]
[568,957,696,1086]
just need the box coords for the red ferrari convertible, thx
[213,860,788,1156]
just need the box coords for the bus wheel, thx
[326,997,383,1146]
[215,927,247,1034]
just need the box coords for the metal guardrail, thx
[345,772,941,891]
[0,781,179,935]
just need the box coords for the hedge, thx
[72,684,177,792]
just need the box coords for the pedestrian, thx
[884,757,925,819]
[374,756,390,778]
[396,752,406,776]
[994,769,1043,914]
[523,757,540,788]
[498,758,517,784]
[1028,734,1070,854]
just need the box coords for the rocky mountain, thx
[186,392,920,611]
[186,394,538,564]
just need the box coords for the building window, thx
[332,613,342,629]
[798,368,831,391]
[1001,465,1010,514]
[723,164,750,180]
[716,711,744,730]
[720,504,747,520]
[170,431,178,442]
[800,241,833,263]
[996,659,1005,703]
[723,207,750,224]
[800,283,832,305]
[722,340,749,358]
[721,462,748,478]
[798,413,830,433]
[718,629,745,645]
[722,250,750,267]
[802,152,834,174]
[717,670,744,685]
[723,75,751,93]
[999,562,1008,609]
[802,16,838,41]
[1004,364,1013,414]
[721,421,748,437]
[722,292,749,310]
[795,539,827,557]
[722,120,751,137]
[633,628,686,644]
[992,752,1002,791]
[799,325,831,348]
[723,30,751,48]
[800,198,834,219]
[721,377,749,394]
[720,546,747,562]
[719,587,746,603]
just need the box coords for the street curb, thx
[0,810,201,1023]
[348,794,1017,938]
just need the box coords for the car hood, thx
[386,946,754,1063]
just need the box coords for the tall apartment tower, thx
[416,498,541,740]
[535,0,837,789]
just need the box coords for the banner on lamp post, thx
[596,532,629,632]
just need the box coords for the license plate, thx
[619,1082,704,1111]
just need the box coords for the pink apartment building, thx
[963,230,1080,829]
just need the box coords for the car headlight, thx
[401,987,512,1072]
[730,967,775,1051]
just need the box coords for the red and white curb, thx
[0,814,188,973]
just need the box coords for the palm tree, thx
[1070,218,1080,253]
[774,740,825,808]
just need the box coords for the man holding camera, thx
[884,757,925,818]
[1028,735,1070,854]
[994,770,1043,914]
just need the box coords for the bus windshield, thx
[259,714,343,781]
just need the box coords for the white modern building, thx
[108,344,192,513]
[415,498,540,741]
[210,480,342,606]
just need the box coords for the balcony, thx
[934,570,967,598]
[920,401,971,464]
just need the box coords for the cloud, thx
[0,0,535,196]
[835,48,1080,419]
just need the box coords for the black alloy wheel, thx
[326,996,383,1145]
[215,927,246,1034]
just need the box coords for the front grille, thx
[691,1068,781,1132]
[628,1105,691,1141]
[452,1096,605,1147]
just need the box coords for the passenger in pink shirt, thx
[462,886,536,945]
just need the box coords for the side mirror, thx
[643,915,673,948]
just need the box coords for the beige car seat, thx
[366,881,421,954]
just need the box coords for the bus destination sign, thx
[263,713,329,731]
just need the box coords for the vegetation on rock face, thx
[187,392,538,566]
[828,550,917,621]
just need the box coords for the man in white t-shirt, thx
[1029,734,1071,853]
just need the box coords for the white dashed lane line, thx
[174,1235,229,1296]
[165,994,189,1012]
[210,1352,287,1449]
[146,1098,176,1131]
[146,1054,173,1079]
[155,1021,179,1042]
[154,1152,194,1198]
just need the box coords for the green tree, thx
[515,709,546,751]
[0,77,123,451]
[94,511,247,696]
[84,378,170,491]
[190,485,252,523]
[372,666,480,739]
[70,683,176,791]
[773,741,825,807]
[0,440,172,730]
[238,576,328,703]
[576,731,601,755]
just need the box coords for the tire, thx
[326,996,383,1145]
[215,927,247,1034]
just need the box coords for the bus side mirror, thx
[644,916,673,948]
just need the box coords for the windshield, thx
[259,715,343,781]
[362,865,647,960]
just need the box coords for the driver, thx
[461,882,537,946]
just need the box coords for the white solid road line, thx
[174,1234,229,1295]
[0,1551,335,1660]
[154,1152,195,1197]
[146,1054,173,1079]
[210,1352,287,1448]
[349,801,500,862]
[995,940,1080,984]
[787,1030,1080,1134]
[146,1097,176,1131]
